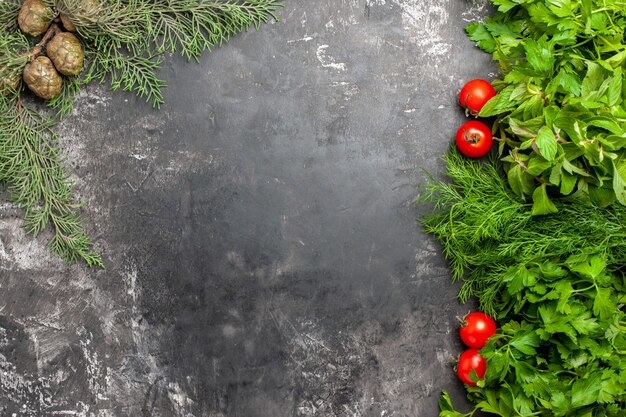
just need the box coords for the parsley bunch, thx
[469,0,626,212]
[422,150,626,415]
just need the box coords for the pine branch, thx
[0,96,103,267]
[46,75,80,117]
[83,38,166,107]
[0,0,20,34]
[147,0,281,60]
[0,0,280,266]
[75,0,282,106]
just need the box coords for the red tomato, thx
[459,79,496,116]
[460,312,497,348]
[457,349,486,386]
[455,120,493,158]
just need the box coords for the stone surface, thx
[0,0,495,415]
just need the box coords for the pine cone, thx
[23,56,62,100]
[0,69,21,95]
[56,0,101,30]
[17,0,53,36]
[60,13,76,32]
[46,32,84,76]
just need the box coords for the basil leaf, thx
[535,126,558,161]
[612,160,626,205]
[531,184,558,215]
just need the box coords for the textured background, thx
[0,0,495,415]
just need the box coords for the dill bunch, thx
[420,149,626,317]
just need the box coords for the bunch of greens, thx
[0,0,280,266]
[421,150,626,316]
[469,0,626,211]
[422,150,626,416]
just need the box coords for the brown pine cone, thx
[56,0,102,30]
[23,56,63,100]
[0,69,21,95]
[46,32,84,76]
[17,0,53,37]
[60,13,77,32]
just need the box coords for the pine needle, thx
[0,96,103,267]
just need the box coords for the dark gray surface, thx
[0,0,495,415]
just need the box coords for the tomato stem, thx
[464,130,481,144]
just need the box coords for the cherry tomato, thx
[459,79,496,116]
[460,312,497,348]
[455,120,493,158]
[457,349,486,386]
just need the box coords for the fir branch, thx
[83,39,166,107]
[0,96,103,267]
[61,0,150,43]
[0,0,280,266]
[147,0,281,60]
[75,0,281,106]
[0,0,20,34]
[46,74,79,117]
[0,31,31,69]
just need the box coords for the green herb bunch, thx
[0,0,280,266]
[422,150,626,416]
[470,0,626,212]
[421,150,626,316]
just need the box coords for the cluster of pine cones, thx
[7,0,98,99]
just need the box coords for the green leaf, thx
[507,163,533,198]
[606,50,626,68]
[568,255,606,280]
[527,155,552,176]
[555,280,574,314]
[612,160,626,205]
[562,158,590,176]
[550,391,570,414]
[560,171,577,195]
[580,0,593,33]
[598,369,621,404]
[535,126,558,161]
[588,186,617,208]
[509,116,544,138]
[477,388,515,415]
[513,360,537,384]
[594,287,615,320]
[606,68,623,106]
[555,115,586,144]
[600,134,626,151]
[532,184,558,215]
[559,70,582,96]
[538,262,567,279]
[465,22,496,53]
[503,264,537,294]
[510,330,540,355]
[485,351,510,383]
[588,116,623,135]
[491,0,518,13]
[478,86,517,117]
[438,391,465,417]
[525,37,555,73]
[569,311,599,335]
[581,62,607,98]
[546,0,575,18]
[571,373,602,407]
